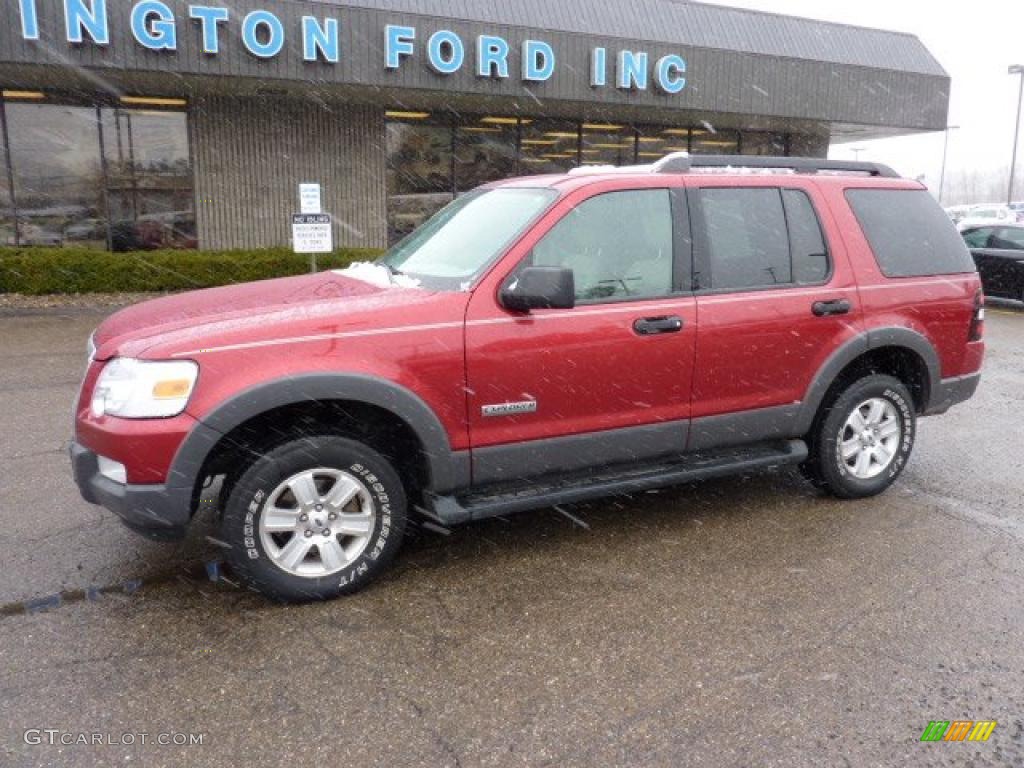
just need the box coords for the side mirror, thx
[500,266,575,312]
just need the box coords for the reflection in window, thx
[742,132,787,156]
[2,100,194,250]
[6,103,106,248]
[691,129,739,155]
[455,117,516,192]
[386,115,453,245]
[519,120,578,175]
[580,122,635,167]
[102,109,195,250]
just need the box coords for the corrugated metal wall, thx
[190,96,386,250]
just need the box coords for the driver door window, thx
[531,189,675,302]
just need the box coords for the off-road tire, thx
[221,435,407,602]
[805,374,916,499]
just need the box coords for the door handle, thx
[812,299,852,317]
[633,315,684,335]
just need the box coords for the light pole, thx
[1008,64,1024,205]
[938,125,959,205]
[850,147,867,161]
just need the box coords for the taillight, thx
[969,289,985,342]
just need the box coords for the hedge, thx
[0,246,385,295]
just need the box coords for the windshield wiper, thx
[377,262,405,284]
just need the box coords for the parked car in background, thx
[110,212,198,251]
[945,204,972,225]
[962,223,1024,302]
[6,221,63,247]
[1008,202,1024,223]
[64,218,108,245]
[957,204,1017,232]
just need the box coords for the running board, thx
[425,439,808,526]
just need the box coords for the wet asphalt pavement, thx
[1,302,1023,767]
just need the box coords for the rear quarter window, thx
[845,189,976,277]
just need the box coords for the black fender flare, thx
[164,374,468,509]
[794,328,941,434]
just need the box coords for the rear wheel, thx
[806,374,916,499]
[221,435,407,602]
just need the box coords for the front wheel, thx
[221,436,407,602]
[806,374,916,499]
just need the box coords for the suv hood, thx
[92,268,453,360]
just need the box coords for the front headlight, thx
[91,358,199,419]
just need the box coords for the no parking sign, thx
[291,214,332,254]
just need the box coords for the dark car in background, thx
[963,224,1024,302]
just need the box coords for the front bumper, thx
[924,372,982,416]
[70,441,190,541]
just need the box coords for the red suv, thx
[71,154,985,602]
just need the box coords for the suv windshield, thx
[380,188,558,290]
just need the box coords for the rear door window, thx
[845,189,976,277]
[783,189,830,284]
[695,188,791,289]
[691,187,831,290]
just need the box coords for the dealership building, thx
[0,0,949,251]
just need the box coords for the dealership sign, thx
[14,0,688,94]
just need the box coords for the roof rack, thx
[565,152,901,179]
[654,152,900,178]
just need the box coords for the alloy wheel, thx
[258,468,376,577]
[839,397,902,480]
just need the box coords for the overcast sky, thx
[704,0,1024,202]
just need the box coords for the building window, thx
[636,125,681,161]
[690,129,740,155]
[742,132,788,156]
[0,109,12,247]
[0,97,194,250]
[519,120,578,175]
[454,116,517,192]
[580,122,635,167]
[5,102,107,248]
[385,113,454,245]
[102,109,195,250]
[382,111,796,245]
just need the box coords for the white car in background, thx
[945,204,972,225]
[957,204,1017,232]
